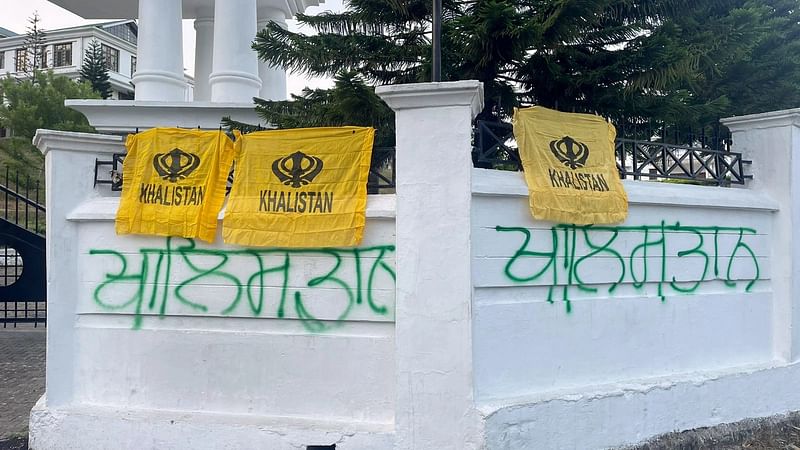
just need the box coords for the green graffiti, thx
[495,222,761,313]
[89,238,396,332]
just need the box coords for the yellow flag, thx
[115,128,235,242]
[512,106,628,224]
[223,127,374,248]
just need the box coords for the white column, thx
[376,81,484,449]
[722,110,800,362]
[257,6,288,100]
[132,0,186,101]
[32,130,127,407]
[209,0,262,103]
[193,8,214,102]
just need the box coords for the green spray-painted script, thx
[89,238,396,331]
[495,222,761,312]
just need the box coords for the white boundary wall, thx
[29,131,398,449]
[465,100,800,449]
[28,82,800,449]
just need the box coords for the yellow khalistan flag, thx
[513,106,628,224]
[223,127,374,247]
[115,128,235,242]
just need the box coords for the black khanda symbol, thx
[549,136,590,170]
[153,148,201,182]
[272,151,324,188]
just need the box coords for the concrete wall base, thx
[483,362,800,449]
[29,395,394,450]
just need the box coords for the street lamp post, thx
[432,0,441,82]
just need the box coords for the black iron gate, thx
[0,166,46,327]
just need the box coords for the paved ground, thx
[0,326,45,444]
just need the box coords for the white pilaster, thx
[31,130,126,407]
[376,81,484,450]
[257,6,288,100]
[193,8,214,102]
[722,109,800,362]
[209,0,262,102]
[132,0,186,101]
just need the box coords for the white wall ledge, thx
[376,80,483,115]
[33,129,124,156]
[64,100,266,132]
[471,167,779,212]
[67,194,397,221]
[722,108,800,131]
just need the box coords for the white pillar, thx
[32,130,127,407]
[132,0,186,101]
[722,110,800,362]
[209,0,262,103]
[257,6,288,100]
[376,81,484,449]
[193,8,214,102]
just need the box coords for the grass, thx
[0,138,44,185]
[0,138,46,234]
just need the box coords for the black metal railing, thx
[615,139,750,185]
[473,121,520,170]
[0,165,47,327]
[471,120,751,186]
[369,147,396,192]
[1,300,46,328]
[94,147,398,193]
[1,166,46,235]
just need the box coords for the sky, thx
[0,0,344,96]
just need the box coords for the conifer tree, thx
[252,0,800,130]
[19,12,47,79]
[80,40,112,99]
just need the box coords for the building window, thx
[53,43,72,67]
[0,51,4,70]
[130,56,136,78]
[104,23,137,45]
[101,44,119,72]
[14,48,27,72]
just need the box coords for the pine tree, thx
[253,0,694,121]
[19,12,47,79]
[80,40,112,99]
[252,0,800,129]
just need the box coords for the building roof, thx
[48,0,322,20]
[0,20,137,48]
[36,19,137,36]
[0,26,18,38]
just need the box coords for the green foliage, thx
[252,0,800,130]
[259,72,393,147]
[0,137,44,183]
[80,40,113,99]
[0,71,98,140]
[224,72,394,169]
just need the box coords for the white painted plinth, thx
[65,100,266,132]
[29,397,393,450]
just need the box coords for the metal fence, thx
[1,166,45,234]
[0,165,47,328]
[471,120,752,186]
[94,147,398,193]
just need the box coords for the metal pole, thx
[432,0,442,82]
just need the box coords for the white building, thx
[0,20,140,100]
[40,0,322,133]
